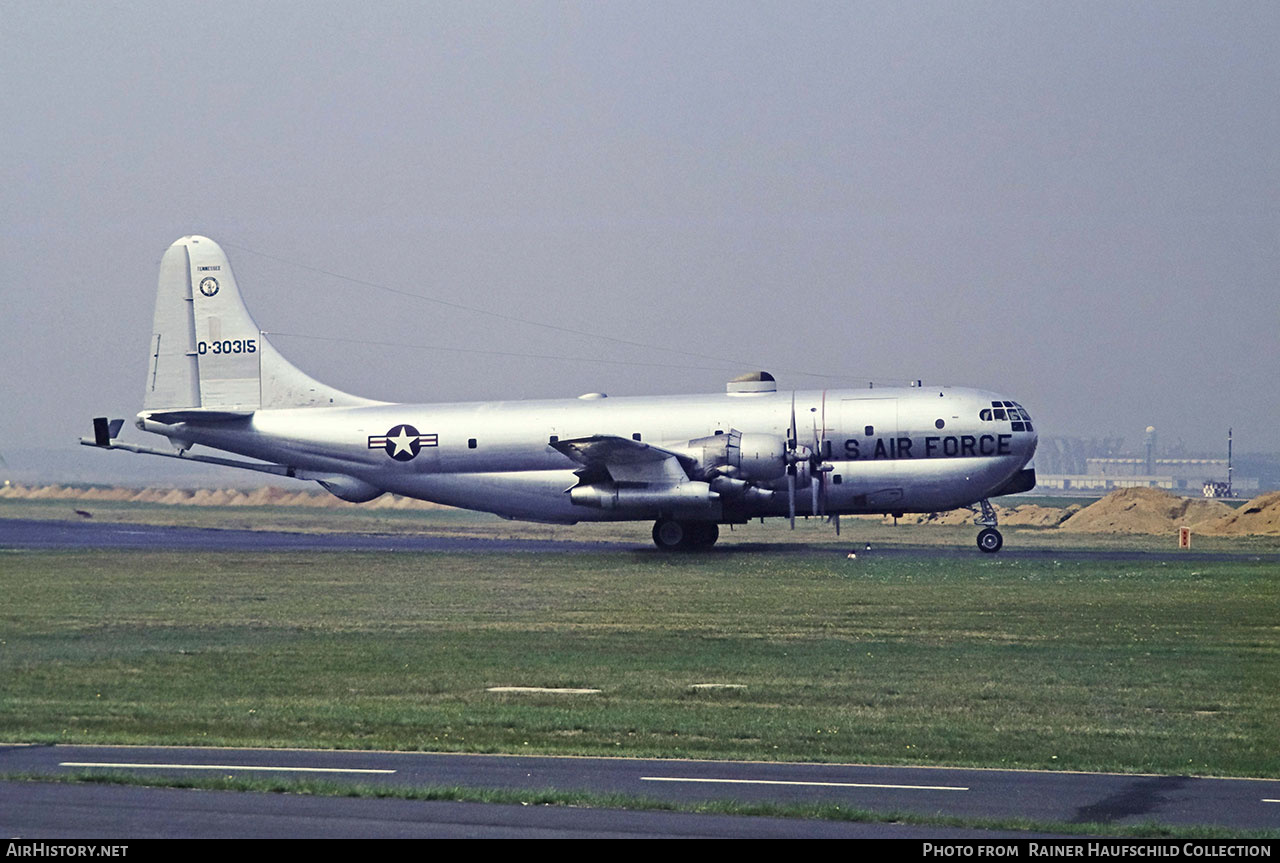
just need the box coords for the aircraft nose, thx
[981,396,1038,461]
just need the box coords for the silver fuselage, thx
[140,385,1037,524]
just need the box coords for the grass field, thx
[3,503,1277,778]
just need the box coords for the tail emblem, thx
[368,424,438,461]
[199,277,220,297]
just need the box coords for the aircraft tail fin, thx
[143,236,377,413]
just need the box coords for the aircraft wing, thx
[551,435,693,484]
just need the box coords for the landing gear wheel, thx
[977,527,1003,553]
[653,518,688,551]
[687,522,719,549]
[652,519,719,551]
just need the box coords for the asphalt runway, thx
[3,516,1276,561]
[5,745,1279,838]
[0,778,1055,840]
[0,517,633,553]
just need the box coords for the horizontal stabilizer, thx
[144,409,255,425]
[78,435,295,477]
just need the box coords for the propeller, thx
[814,394,840,536]
[786,393,798,529]
[782,394,834,530]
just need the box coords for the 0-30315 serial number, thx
[197,338,257,355]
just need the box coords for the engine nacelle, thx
[736,433,789,481]
[316,475,385,503]
[708,475,776,506]
[678,429,788,482]
[569,482,719,514]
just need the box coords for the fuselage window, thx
[864,425,874,436]
[468,438,477,449]
[993,409,1006,421]
[980,409,993,421]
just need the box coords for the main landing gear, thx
[652,518,719,551]
[974,498,1003,553]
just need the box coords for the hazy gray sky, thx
[2,1,1277,472]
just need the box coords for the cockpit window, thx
[981,402,1034,431]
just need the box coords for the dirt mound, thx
[1059,487,1234,534]
[0,483,450,510]
[1196,491,1280,536]
[903,502,1075,527]
[1001,504,1079,527]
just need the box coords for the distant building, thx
[1037,459,1257,495]
[1033,432,1259,496]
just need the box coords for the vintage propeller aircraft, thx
[84,236,1037,551]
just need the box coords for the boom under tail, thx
[143,235,375,414]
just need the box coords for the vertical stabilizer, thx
[143,236,378,412]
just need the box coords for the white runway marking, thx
[60,761,395,775]
[486,687,601,694]
[641,776,967,791]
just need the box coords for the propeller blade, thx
[789,392,798,450]
[787,465,796,529]
[810,413,829,518]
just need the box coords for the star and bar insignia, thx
[368,424,438,461]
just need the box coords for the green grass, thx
[2,542,1277,777]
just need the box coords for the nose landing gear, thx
[973,498,1003,553]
